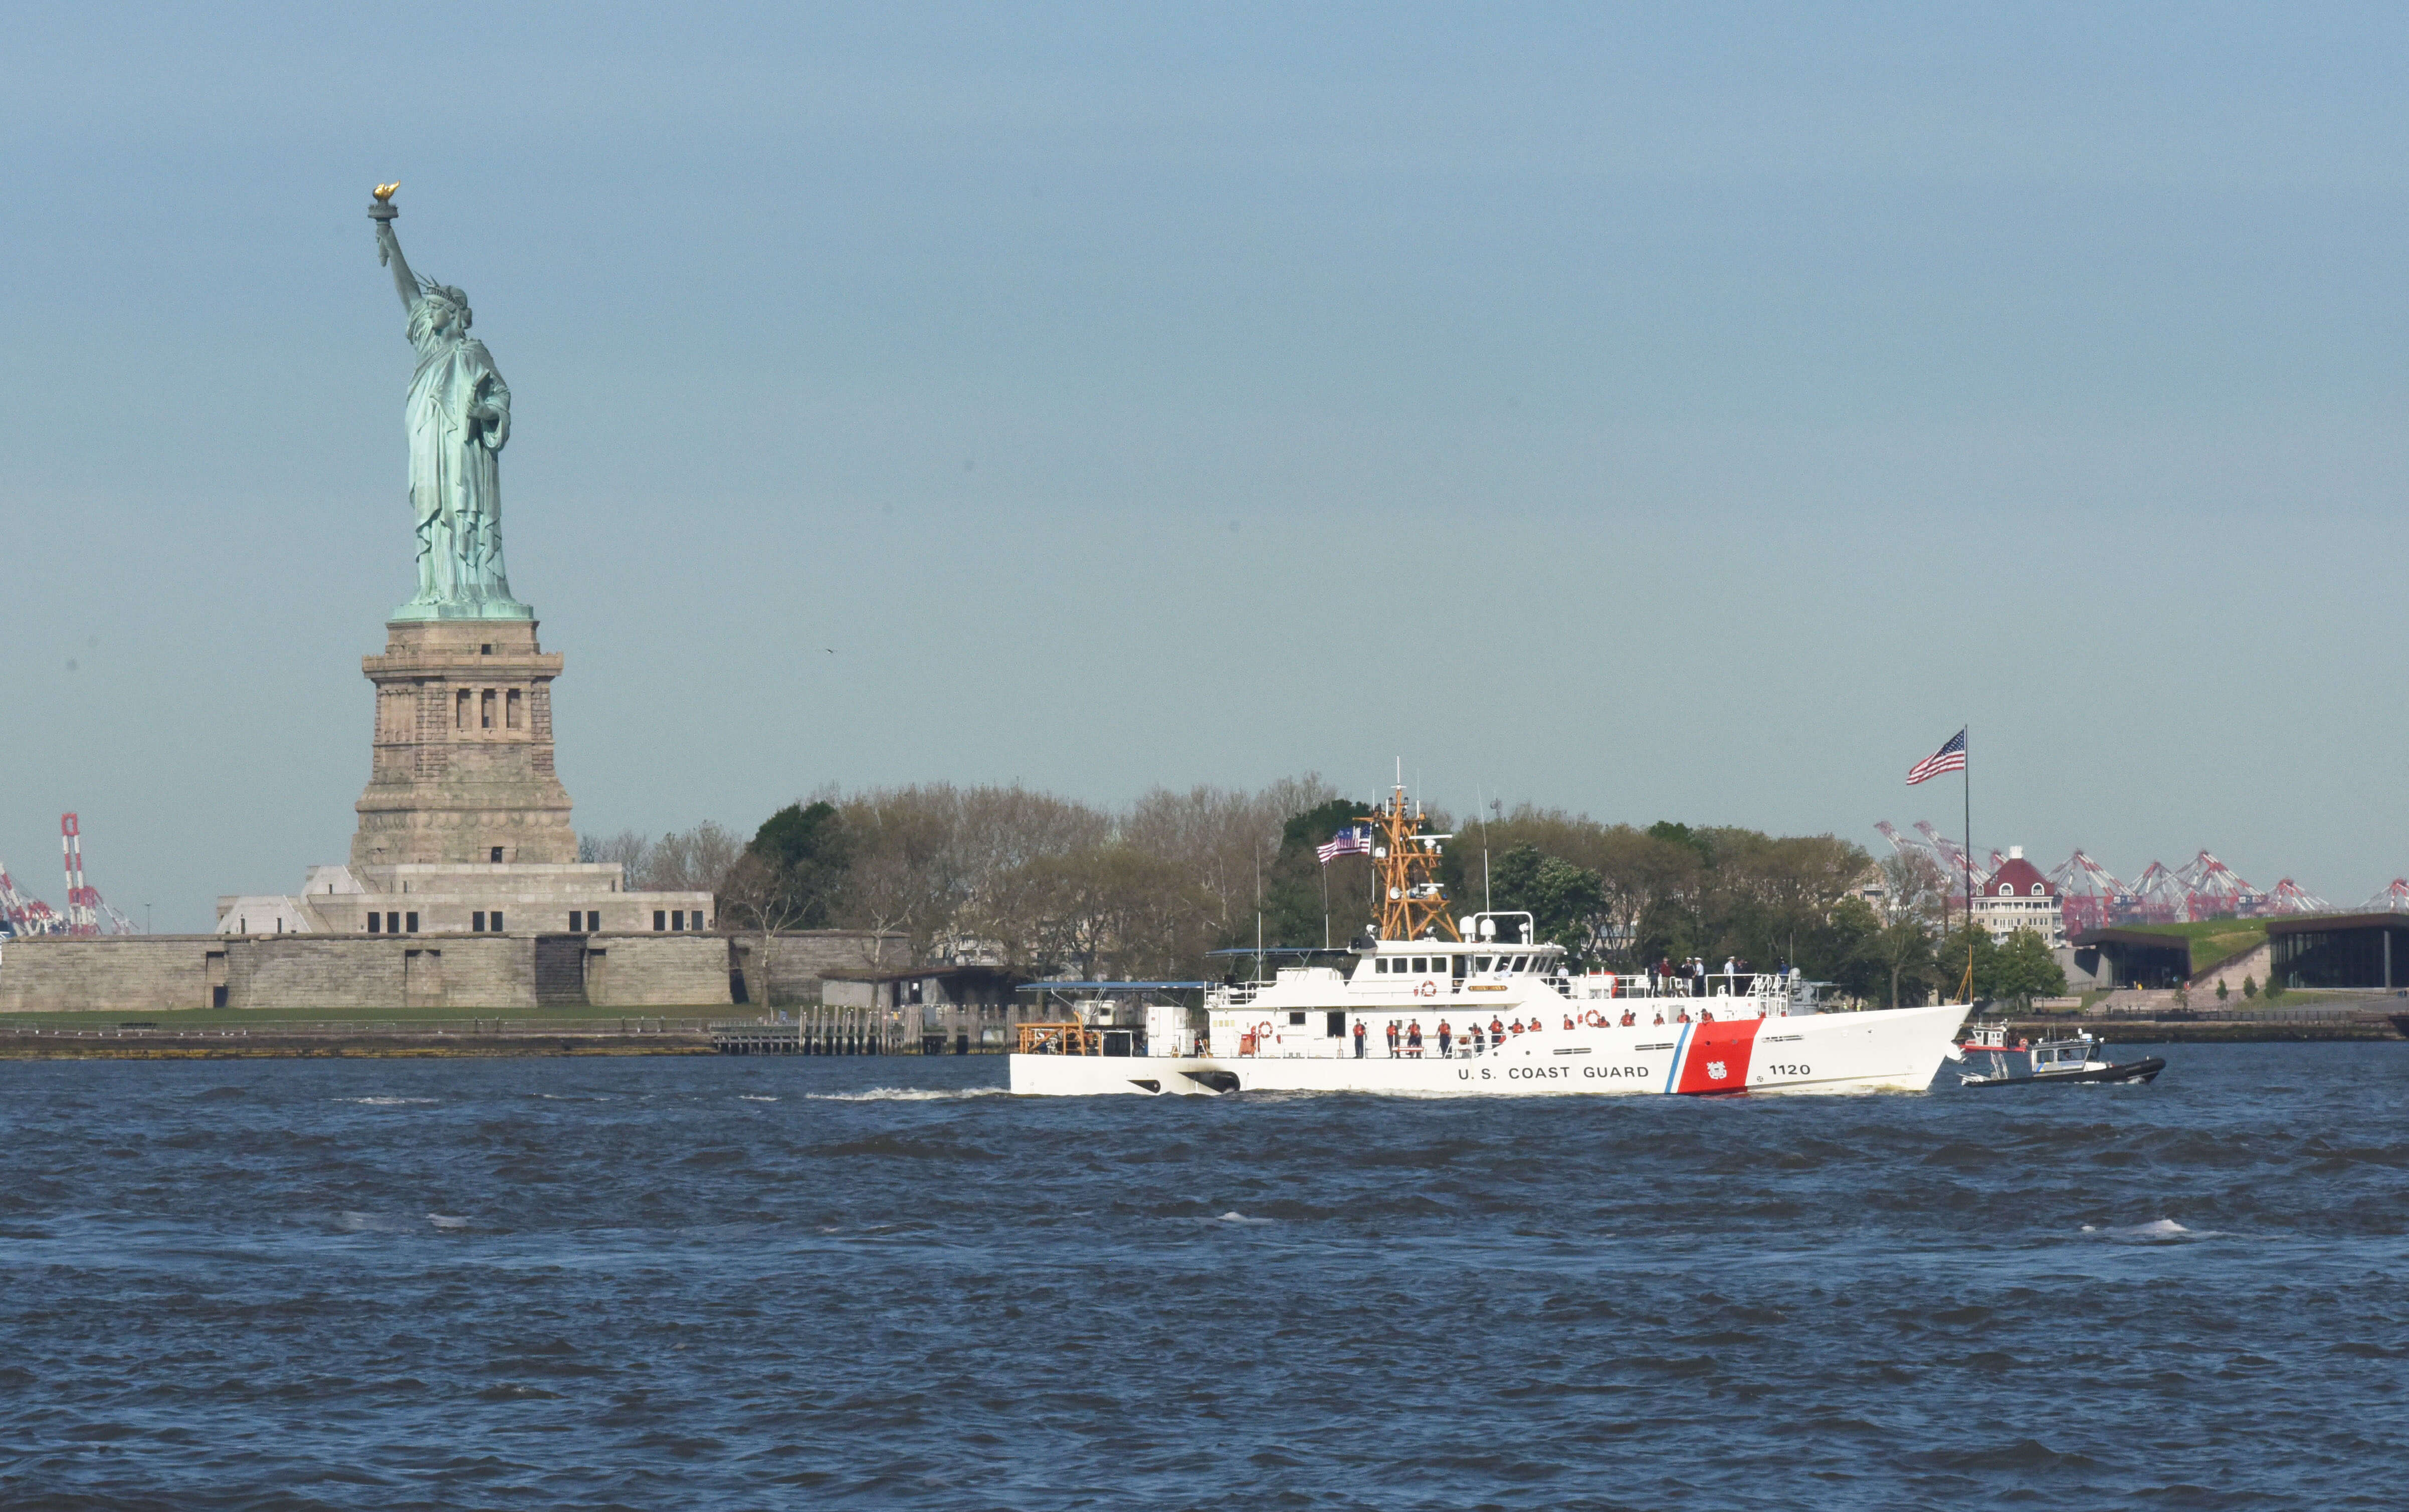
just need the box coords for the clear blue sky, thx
[3,4,2403,929]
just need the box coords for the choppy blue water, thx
[3,1043,2405,1510]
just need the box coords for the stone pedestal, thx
[351,619,576,869]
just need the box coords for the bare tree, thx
[639,821,745,894]
[1122,776,1332,946]
[578,829,652,881]
[1881,848,1949,927]
[836,785,973,959]
[717,851,816,1007]
[1005,844,1212,980]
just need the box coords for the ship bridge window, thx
[1412,956,1429,972]
[1373,957,1389,973]
[1476,955,1493,973]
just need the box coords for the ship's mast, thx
[1364,785,1459,942]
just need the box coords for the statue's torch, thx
[369,183,399,265]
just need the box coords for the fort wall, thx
[0,930,901,1014]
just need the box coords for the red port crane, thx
[58,813,135,936]
[1,850,63,936]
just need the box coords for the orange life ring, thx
[1582,1010,1607,1028]
[1416,980,1437,997]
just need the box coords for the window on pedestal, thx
[506,690,522,730]
[455,689,471,730]
[480,690,495,730]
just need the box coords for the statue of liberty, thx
[368,186,530,619]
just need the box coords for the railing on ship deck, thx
[1213,970,1807,1010]
[1017,1022,1104,1055]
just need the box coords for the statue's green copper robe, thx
[399,293,527,619]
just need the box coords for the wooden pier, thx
[709,1014,896,1054]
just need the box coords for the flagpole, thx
[1963,725,1974,1003]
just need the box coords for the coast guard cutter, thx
[1010,787,1969,1097]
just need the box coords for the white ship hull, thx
[1010,1001,1969,1098]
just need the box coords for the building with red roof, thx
[1972,846,2062,947]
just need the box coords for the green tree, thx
[1646,820,1714,867]
[1259,797,1373,950]
[1932,924,1999,1002]
[2242,974,2258,999]
[735,800,853,927]
[1989,928,2068,1008]
[1821,895,1889,1005]
[2215,977,2229,1003]
[1489,843,1608,960]
[1836,901,1936,1008]
[719,800,854,1006]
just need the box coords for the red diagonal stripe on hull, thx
[1676,1017,1765,1095]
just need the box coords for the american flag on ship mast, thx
[1316,825,1371,864]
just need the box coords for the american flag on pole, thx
[1906,728,1968,786]
[1316,825,1371,864]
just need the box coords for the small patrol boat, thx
[1009,784,1970,1097]
[1956,1023,2164,1088]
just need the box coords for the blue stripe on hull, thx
[1662,1021,1694,1093]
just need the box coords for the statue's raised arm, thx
[369,183,418,313]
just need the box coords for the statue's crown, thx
[415,274,469,310]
